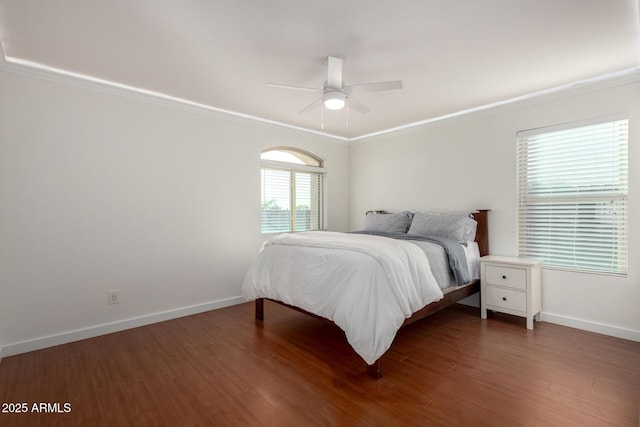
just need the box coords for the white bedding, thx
[242,231,443,365]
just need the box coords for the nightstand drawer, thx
[485,286,526,312]
[485,265,527,290]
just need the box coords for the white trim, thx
[516,113,629,138]
[0,296,246,358]
[464,292,639,341]
[350,67,640,142]
[261,159,327,173]
[540,311,640,342]
[0,56,350,142]
[2,300,637,359]
[0,52,639,143]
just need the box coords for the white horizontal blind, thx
[517,117,628,275]
[294,171,323,231]
[261,168,291,233]
[261,167,324,233]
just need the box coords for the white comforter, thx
[242,231,443,365]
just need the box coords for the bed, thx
[242,209,489,378]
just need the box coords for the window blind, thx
[516,117,628,275]
[261,167,324,233]
[261,168,291,233]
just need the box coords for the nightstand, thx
[480,255,542,330]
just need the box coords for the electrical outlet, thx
[108,290,119,305]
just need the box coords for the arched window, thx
[261,147,325,234]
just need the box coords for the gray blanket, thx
[350,231,472,285]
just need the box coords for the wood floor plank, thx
[1,301,639,426]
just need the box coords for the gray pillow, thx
[408,212,477,243]
[362,211,413,233]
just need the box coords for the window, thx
[516,116,628,275]
[260,147,325,234]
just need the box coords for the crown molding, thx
[1,52,639,144]
[0,56,351,143]
[350,66,640,143]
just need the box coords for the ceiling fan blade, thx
[327,56,343,89]
[266,83,323,93]
[298,97,323,114]
[345,80,403,94]
[348,98,370,114]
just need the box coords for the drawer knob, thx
[502,275,507,279]
[502,297,507,301]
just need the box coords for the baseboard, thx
[541,312,640,342]
[1,296,247,358]
[4,299,637,359]
[458,297,639,342]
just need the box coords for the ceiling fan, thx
[267,56,403,117]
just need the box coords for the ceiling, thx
[1,0,639,140]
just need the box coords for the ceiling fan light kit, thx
[267,56,403,127]
[323,90,346,110]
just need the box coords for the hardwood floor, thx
[1,301,638,426]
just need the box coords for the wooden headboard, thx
[471,209,490,257]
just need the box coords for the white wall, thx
[0,66,350,357]
[349,79,640,341]
[1,59,637,361]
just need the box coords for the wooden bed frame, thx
[255,209,489,379]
